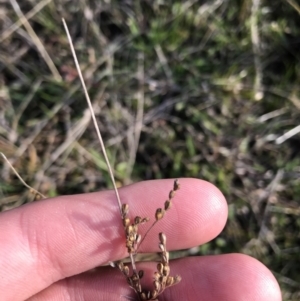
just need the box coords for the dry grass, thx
[1,1,300,300]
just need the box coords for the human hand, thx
[0,178,281,301]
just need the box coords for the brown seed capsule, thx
[133,224,138,233]
[162,251,169,264]
[132,272,139,282]
[127,246,134,253]
[174,179,180,190]
[117,262,124,270]
[123,265,129,276]
[164,200,172,211]
[109,261,116,268]
[159,232,167,245]
[163,265,170,276]
[174,275,182,284]
[128,232,135,241]
[134,216,142,224]
[155,208,165,221]
[159,243,165,252]
[121,203,129,216]
[161,275,167,286]
[126,225,133,235]
[127,277,133,286]
[169,190,175,199]
[154,271,160,281]
[123,217,130,227]
[153,280,161,291]
[138,270,144,279]
[142,217,150,223]
[157,262,164,274]
[166,276,174,286]
[151,289,159,299]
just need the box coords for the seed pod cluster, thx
[155,178,180,222]
[114,261,145,295]
[121,203,149,253]
[138,231,181,300]
[113,179,181,301]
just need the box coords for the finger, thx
[27,254,281,301]
[0,178,227,301]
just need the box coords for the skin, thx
[0,178,281,301]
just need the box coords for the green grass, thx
[1,1,300,299]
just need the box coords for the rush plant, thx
[1,19,182,301]
[62,19,182,301]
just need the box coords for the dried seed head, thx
[163,265,170,276]
[134,216,142,224]
[117,262,124,271]
[159,243,165,252]
[151,289,159,299]
[123,217,130,227]
[132,272,139,282]
[142,217,150,223]
[169,190,175,199]
[138,270,144,279]
[159,232,167,245]
[174,179,180,190]
[123,265,129,276]
[133,224,138,233]
[173,275,182,285]
[166,276,174,286]
[157,262,164,274]
[155,208,165,221]
[154,280,161,291]
[154,271,160,281]
[121,203,129,216]
[162,251,169,264]
[126,225,133,235]
[164,200,172,211]
[128,232,135,241]
[161,275,167,286]
[115,180,182,300]
[109,261,116,268]
[127,245,134,253]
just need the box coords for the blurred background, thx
[0,0,300,299]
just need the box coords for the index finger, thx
[0,178,227,301]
